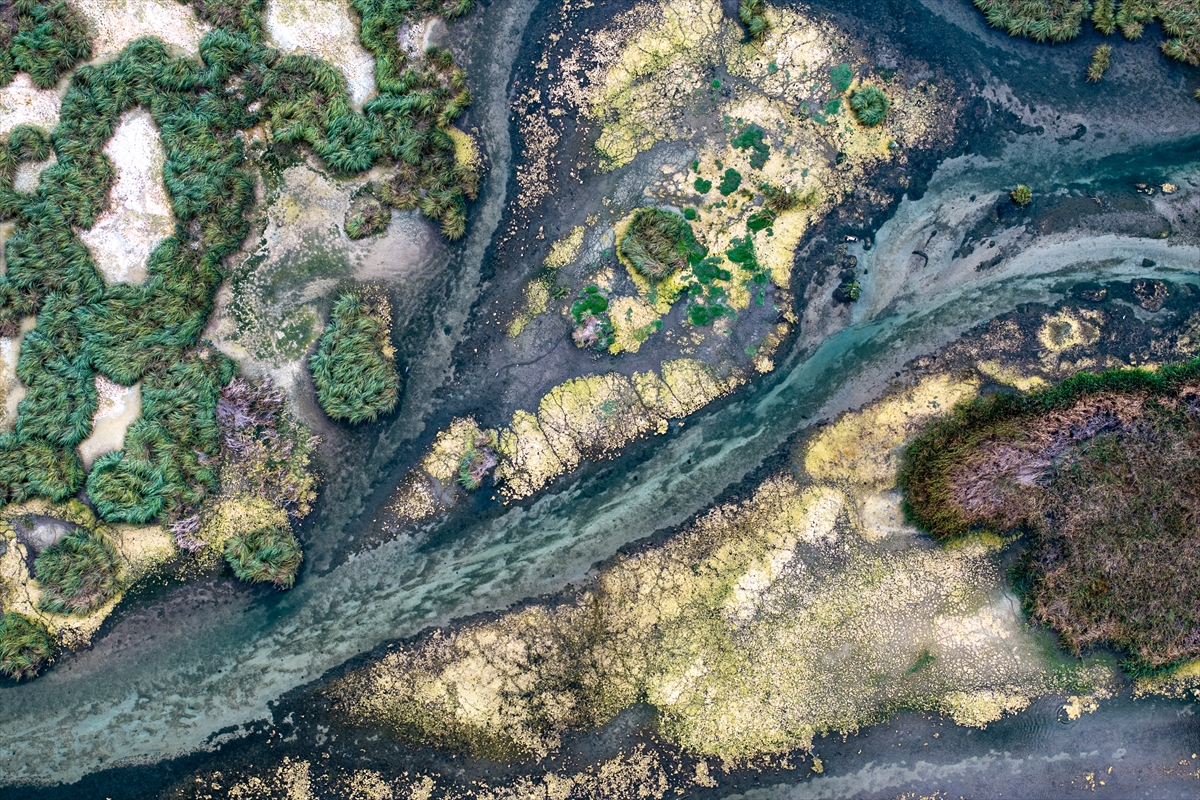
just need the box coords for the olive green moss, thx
[33,527,122,614]
[0,0,91,89]
[0,0,477,522]
[0,611,54,680]
[618,208,704,281]
[899,359,1200,673]
[310,292,400,424]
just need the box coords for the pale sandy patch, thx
[80,109,174,285]
[13,153,55,193]
[267,0,376,109]
[0,317,35,433]
[78,375,142,470]
[74,0,211,59]
[0,74,60,135]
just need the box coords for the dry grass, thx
[900,361,1200,672]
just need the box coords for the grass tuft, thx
[849,85,889,126]
[0,612,54,680]
[33,527,122,614]
[310,290,401,424]
[618,208,704,281]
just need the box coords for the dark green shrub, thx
[618,208,704,281]
[731,124,769,169]
[747,207,775,231]
[717,168,742,196]
[849,85,889,126]
[223,520,302,588]
[738,0,770,40]
[0,612,54,680]
[694,177,712,193]
[683,207,697,221]
[0,0,92,89]
[33,527,122,614]
[310,291,400,424]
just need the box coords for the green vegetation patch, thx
[0,0,477,525]
[829,62,853,93]
[223,518,303,588]
[850,85,889,126]
[1087,43,1112,81]
[974,0,1200,65]
[569,285,615,350]
[310,291,401,424]
[899,360,1200,672]
[33,527,122,614]
[738,0,770,40]
[345,183,393,240]
[718,168,742,196]
[0,0,91,89]
[731,124,770,169]
[973,0,1092,42]
[618,207,704,281]
[0,611,54,680]
[1011,184,1033,206]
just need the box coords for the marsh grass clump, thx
[850,85,889,126]
[1087,43,1113,80]
[1011,184,1033,206]
[310,290,401,424]
[0,0,92,89]
[458,439,497,490]
[976,0,1200,67]
[345,183,393,240]
[0,611,53,680]
[618,208,704,281]
[222,519,302,588]
[899,360,1200,672]
[972,0,1091,43]
[33,528,122,614]
[738,0,770,40]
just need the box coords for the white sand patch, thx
[79,109,174,285]
[0,74,60,135]
[13,153,56,193]
[267,0,376,109]
[0,317,35,433]
[78,375,142,470]
[73,0,211,59]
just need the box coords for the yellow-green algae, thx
[343,375,1114,762]
[389,358,741,522]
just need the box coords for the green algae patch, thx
[310,289,401,424]
[900,360,1200,674]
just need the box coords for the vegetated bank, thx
[973,0,1200,82]
[899,359,1200,674]
[0,0,479,678]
